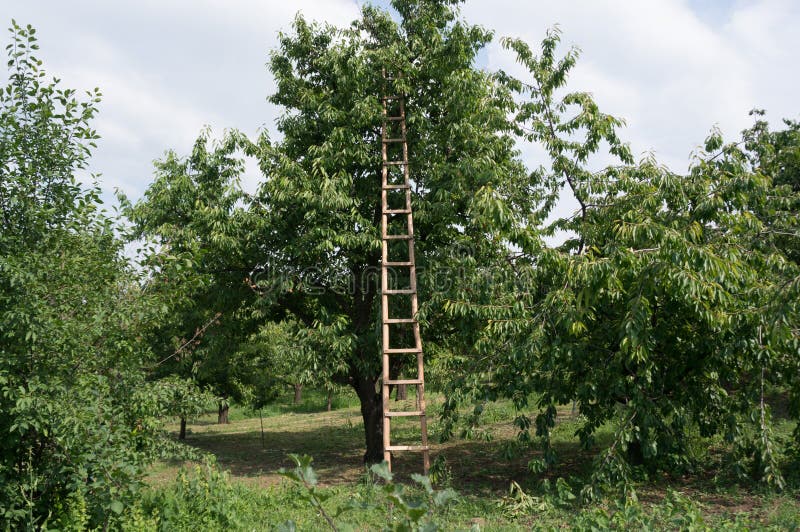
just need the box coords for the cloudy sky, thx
[1,0,798,209]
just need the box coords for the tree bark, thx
[217,403,230,424]
[354,376,383,464]
[627,439,644,465]
[327,389,333,411]
[293,383,303,404]
[395,383,407,401]
[179,417,187,440]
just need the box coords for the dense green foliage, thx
[244,0,534,463]
[0,22,211,528]
[442,29,800,495]
[121,131,261,419]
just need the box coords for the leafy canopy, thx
[443,29,800,495]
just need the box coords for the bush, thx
[122,462,250,531]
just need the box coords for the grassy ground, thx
[145,387,800,530]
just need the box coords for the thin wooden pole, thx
[259,409,265,449]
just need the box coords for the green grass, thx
[142,387,800,530]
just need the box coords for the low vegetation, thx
[128,389,800,530]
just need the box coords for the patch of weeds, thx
[765,496,800,529]
[278,454,458,531]
[428,455,453,489]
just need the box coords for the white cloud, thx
[0,0,797,207]
[724,0,799,119]
[465,0,763,168]
[0,0,361,198]
[461,0,799,232]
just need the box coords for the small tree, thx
[0,22,199,527]
[123,130,261,424]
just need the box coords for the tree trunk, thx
[354,376,383,464]
[179,417,187,440]
[627,439,644,466]
[395,383,407,401]
[217,403,230,424]
[293,383,303,404]
[327,389,333,411]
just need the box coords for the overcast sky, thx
[1,0,798,212]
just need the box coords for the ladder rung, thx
[386,445,429,452]
[383,234,413,240]
[385,209,411,214]
[383,138,405,143]
[384,261,413,266]
[385,289,415,295]
[382,184,409,190]
[383,161,406,166]
[385,378,423,385]
[383,95,402,100]
[385,347,422,354]
[385,116,403,121]
[386,318,415,324]
[385,410,424,417]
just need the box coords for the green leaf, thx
[370,461,392,482]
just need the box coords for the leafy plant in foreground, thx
[278,454,458,531]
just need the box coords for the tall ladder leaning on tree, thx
[380,69,430,473]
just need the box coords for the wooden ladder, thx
[380,69,430,473]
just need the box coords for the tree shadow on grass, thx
[177,419,599,497]
[180,423,366,486]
